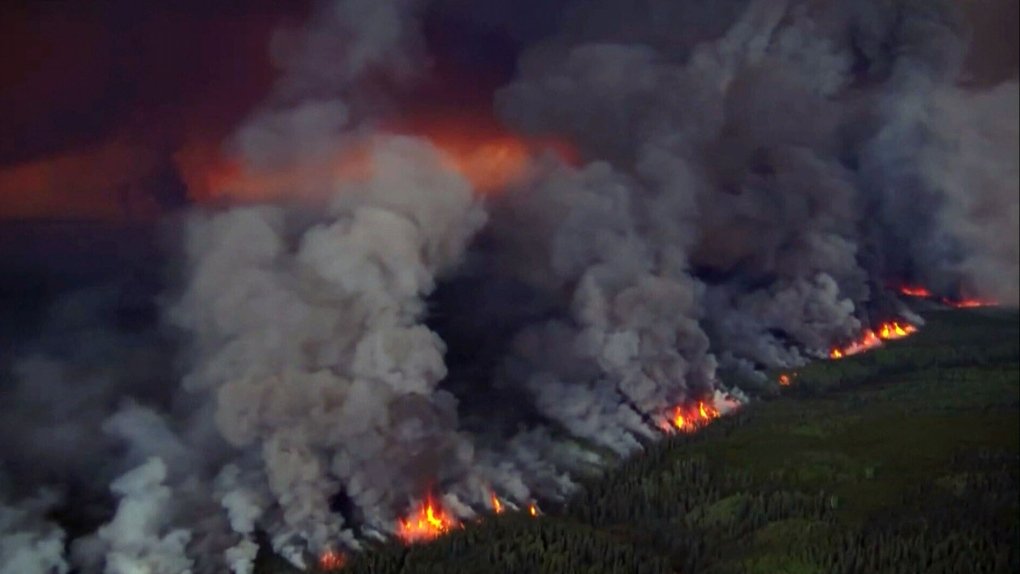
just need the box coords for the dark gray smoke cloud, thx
[1,0,1016,571]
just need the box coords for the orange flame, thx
[943,297,996,309]
[318,550,346,571]
[662,401,720,433]
[829,320,918,359]
[877,321,917,340]
[898,285,933,298]
[778,373,792,386]
[490,492,504,515]
[828,328,881,359]
[528,503,540,517]
[897,284,997,308]
[396,496,459,544]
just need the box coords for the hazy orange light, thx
[318,550,346,571]
[0,138,159,220]
[943,297,996,309]
[177,114,578,203]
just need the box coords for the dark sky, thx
[0,1,309,220]
[0,0,559,221]
[0,0,562,310]
[0,0,1015,223]
[0,0,1015,350]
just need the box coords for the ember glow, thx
[528,503,540,517]
[662,401,721,433]
[318,550,346,571]
[778,373,792,386]
[944,297,997,309]
[396,496,460,544]
[829,320,919,359]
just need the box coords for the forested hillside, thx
[260,308,1019,574]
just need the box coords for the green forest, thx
[260,307,1019,574]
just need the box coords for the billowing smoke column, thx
[170,137,488,559]
[1,0,1017,571]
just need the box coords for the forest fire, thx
[528,503,540,517]
[829,320,918,359]
[877,321,917,340]
[898,285,933,298]
[896,285,997,308]
[317,550,347,571]
[396,496,460,544]
[662,401,721,433]
[778,373,793,386]
[490,492,504,514]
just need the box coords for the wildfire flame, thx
[877,321,916,340]
[778,373,792,386]
[318,550,346,571]
[829,320,918,359]
[662,401,720,433]
[897,285,997,309]
[528,503,540,517]
[396,496,460,544]
[490,492,504,515]
[898,285,933,298]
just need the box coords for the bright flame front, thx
[663,401,720,433]
[829,320,918,359]
[877,321,916,340]
[490,492,504,514]
[396,496,460,544]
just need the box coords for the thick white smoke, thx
[169,136,487,565]
[0,485,68,574]
[0,0,1016,571]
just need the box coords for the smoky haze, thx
[1,1,1017,573]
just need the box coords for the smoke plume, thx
[1,0,1016,571]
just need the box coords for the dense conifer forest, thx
[260,308,1018,574]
